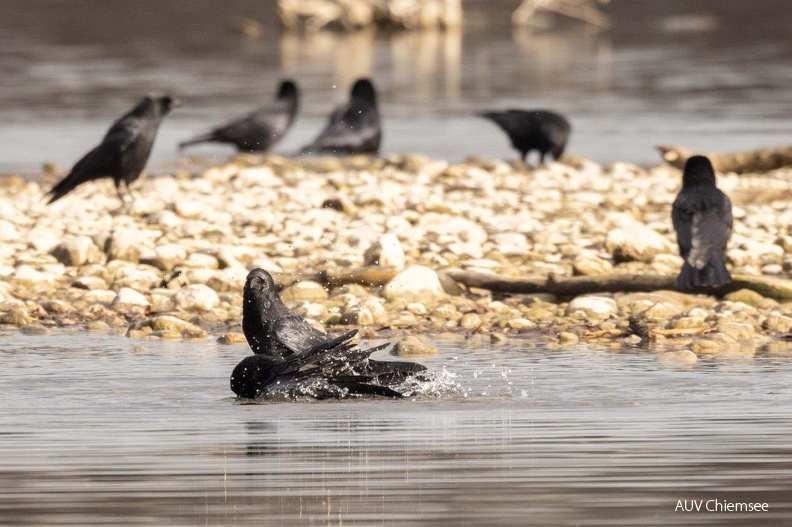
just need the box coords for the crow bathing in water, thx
[179,80,299,152]
[46,95,179,204]
[479,109,570,165]
[232,268,426,399]
[300,78,381,156]
[672,155,733,290]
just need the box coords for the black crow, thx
[179,80,299,152]
[46,95,179,204]
[672,155,733,290]
[230,346,407,399]
[300,78,381,156]
[479,109,570,165]
[236,268,426,399]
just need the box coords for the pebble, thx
[0,308,32,326]
[658,350,698,364]
[605,224,674,262]
[0,155,791,346]
[50,236,104,267]
[392,335,439,356]
[363,233,406,269]
[506,318,534,330]
[280,281,329,302]
[459,312,482,330]
[566,296,617,319]
[558,332,579,345]
[383,265,446,303]
[111,288,150,310]
[173,284,219,312]
[217,332,248,345]
[339,307,374,326]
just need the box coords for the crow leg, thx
[122,180,136,202]
[114,180,133,213]
[114,180,125,203]
[539,151,546,166]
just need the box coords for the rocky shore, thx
[3,154,792,362]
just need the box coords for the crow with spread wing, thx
[233,268,425,399]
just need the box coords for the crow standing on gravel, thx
[479,109,570,165]
[300,78,381,156]
[232,268,426,399]
[672,155,733,290]
[46,95,179,205]
[179,80,299,152]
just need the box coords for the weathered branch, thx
[657,144,792,174]
[273,267,400,289]
[272,266,792,302]
[513,0,609,27]
[445,269,792,301]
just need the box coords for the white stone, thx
[572,252,613,276]
[149,289,177,313]
[174,200,205,219]
[491,232,529,255]
[280,281,328,302]
[605,224,674,262]
[11,265,57,290]
[83,289,117,303]
[50,236,104,267]
[111,266,160,292]
[236,167,284,187]
[106,229,147,263]
[383,265,446,302]
[360,298,388,323]
[339,307,374,326]
[151,244,187,271]
[72,276,108,290]
[566,295,618,318]
[0,220,19,241]
[111,287,150,309]
[183,252,219,269]
[148,210,182,228]
[174,284,219,312]
[25,227,62,253]
[363,233,405,269]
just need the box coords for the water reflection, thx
[4,1,792,169]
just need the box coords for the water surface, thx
[2,0,792,173]
[2,333,792,525]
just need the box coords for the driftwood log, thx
[513,0,609,27]
[445,269,792,301]
[278,0,462,32]
[657,144,792,174]
[273,267,400,289]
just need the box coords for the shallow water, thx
[2,0,792,173]
[2,332,792,525]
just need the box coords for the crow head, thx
[278,80,299,100]
[157,95,182,115]
[682,155,717,188]
[350,78,377,107]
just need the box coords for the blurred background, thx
[2,0,792,173]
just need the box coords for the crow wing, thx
[302,104,379,153]
[273,313,358,356]
[688,193,732,269]
[671,200,693,258]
